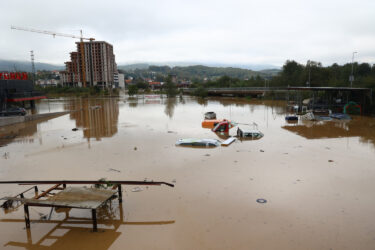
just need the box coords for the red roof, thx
[149,82,161,85]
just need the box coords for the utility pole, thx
[30,50,36,85]
[306,60,311,87]
[350,51,357,88]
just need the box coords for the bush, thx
[193,86,208,98]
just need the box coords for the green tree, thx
[128,84,138,96]
[164,76,178,97]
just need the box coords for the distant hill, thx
[118,64,280,80]
[118,62,280,71]
[0,59,64,72]
[259,68,281,76]
[168,65,266,79]
[119,63,150,71]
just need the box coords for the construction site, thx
[10,26,118,89]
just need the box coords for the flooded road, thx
[1,95,375,249]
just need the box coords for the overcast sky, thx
[1,0,374,68]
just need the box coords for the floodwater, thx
[1,95,375,250]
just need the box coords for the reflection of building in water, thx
[66,98,119,140]
[282,118,375,148]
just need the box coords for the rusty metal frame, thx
[0,180,174,232]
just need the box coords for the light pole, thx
[350,51,357,88]
[306,60,311,87]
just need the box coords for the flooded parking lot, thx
[1,95,375,250]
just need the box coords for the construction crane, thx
[10,26,95,42]
[11,25,95,87]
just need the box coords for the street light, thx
[350,51,357,88]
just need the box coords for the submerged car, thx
[0,107,27,117]
[204,112,216,120]
[212,120,235,133]
[176,138,221,148]
[202,119,235,129]
[236,125,264,139]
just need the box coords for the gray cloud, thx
[1,0,374,67]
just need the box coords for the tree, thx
[128,84,138,96]
[164,76,178,97]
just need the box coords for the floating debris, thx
[260,149,265,153]
[131,187,143,192]
[108,168,121,173]
[328,160,334,162]
[2,152,9,159]
[256,198,267,204]
[221,137,236,147]
[90,105,101,110]
[134,147,137,151]
[72,128,78,131]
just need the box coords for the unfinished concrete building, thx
[61,41,117,88]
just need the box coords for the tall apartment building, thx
[60,41,117,88]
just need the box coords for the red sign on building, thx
[0,72,29,80]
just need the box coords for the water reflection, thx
[0,123,37,147]
[196,98,208,106]
[0,114,67,147]
[65,98,119,140]
[1,203,174,250]
[282,117,375,147]
[164,98,177,119]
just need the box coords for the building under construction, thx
[60,41,117,88]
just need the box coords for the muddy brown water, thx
[0,96,375,250]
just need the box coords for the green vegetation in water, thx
[193,86,208,98]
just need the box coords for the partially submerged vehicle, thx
[204,112,216,120]
[176,138,221,147]
[202,119,235,129]
[301,112,333,121]
[285,115,298,121]
[313,109,331,116]
[0,107,27,117]
[236,124,264,140]
[300,112,316,121]
[330,113,351,120]
[212,120,235,133]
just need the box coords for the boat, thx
[175,138,221,147]
[202,119,234,129]
[204,112,216,120]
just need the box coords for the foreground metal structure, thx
[0,180,174,232]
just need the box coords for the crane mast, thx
[11,26,95,87]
